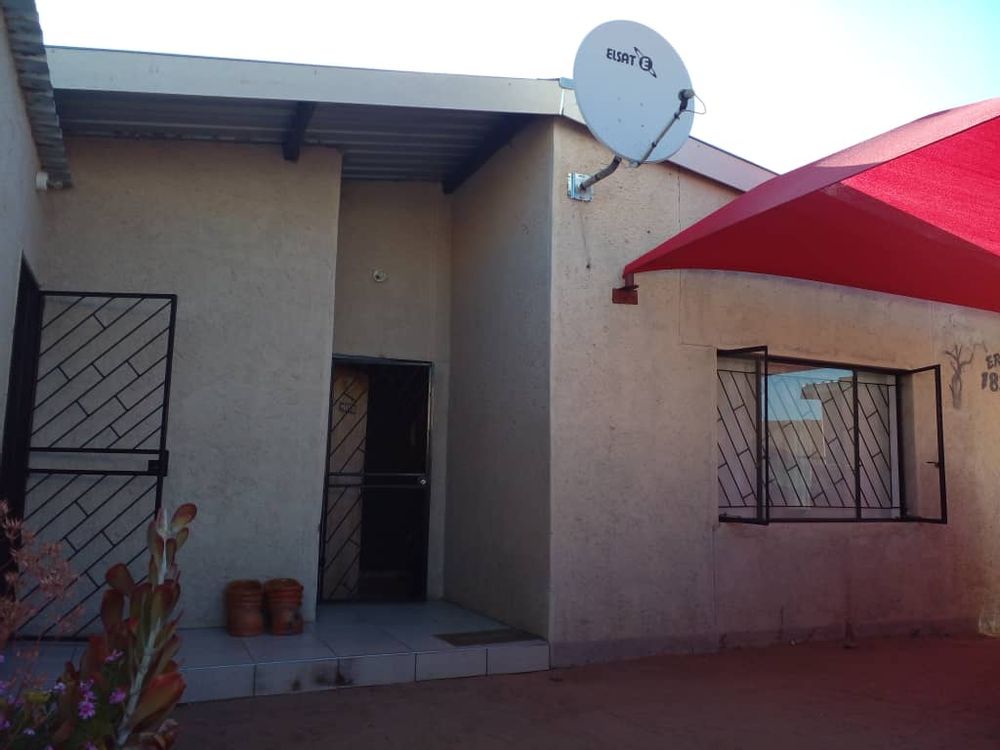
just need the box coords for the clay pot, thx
[264,578,304,636]
[225,580,264,637]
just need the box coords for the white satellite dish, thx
[568,20,696,200]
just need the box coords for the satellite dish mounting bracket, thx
[567,155,623,202]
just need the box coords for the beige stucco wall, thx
[685,273,994,645]
[548,120,731,661]
[0,13,44,444]
[549,118,1000,664]
[39,138,342,627]
[446,119,553,636]
[21,106,992,659]
[333,181,451,597]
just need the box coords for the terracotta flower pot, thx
[264,578,304,635]
[225,580,264,637]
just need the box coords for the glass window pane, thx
[717,355,910,523]
[765,364,857,520]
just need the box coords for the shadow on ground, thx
[176,635,1000,749]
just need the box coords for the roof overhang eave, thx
[2,3,71,186]
[47,47,774,192]
[46,46,565,116]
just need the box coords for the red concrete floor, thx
[175,635,1000,749]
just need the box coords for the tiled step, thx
[180,640,550,702]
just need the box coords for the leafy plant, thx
[0,503,196,749]
[0,499,79,650]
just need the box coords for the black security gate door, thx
[15,291,177,637]
[320,358,431,602]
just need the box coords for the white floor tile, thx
[415,648,487,681]
[254,657,341,696]
[314,604,367,626]
[337,652,415,687]
[487,643,550,675]
[315,625,411,657]
[381,629,455,652]
[241,632,335,664]
[179,627,254,668]
[181,664,254,703]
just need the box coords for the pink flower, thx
[78,678,96,704]
[110,687,127,705]
[0,718,10,730]
[105,649,123,664]
[51,681,66,694]
[77,698,96,720]
[84,743,98,750]
[22,728,34,736]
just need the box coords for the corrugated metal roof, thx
[45,48,776,192]
[53,89,528,186]
[1,0,70,186]
[47,47,564,115]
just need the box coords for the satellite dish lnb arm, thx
[638,88,696,163]
[568,89,696,202]
[578,155,623,192]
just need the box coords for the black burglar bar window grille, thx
[19,293,176,637]
[717,350,944,524]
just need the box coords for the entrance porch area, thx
[181,601,548,702]
[3,601,550,703]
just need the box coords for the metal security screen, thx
[19,292,177,636]
[320,358,431,602]
[717,351,765,522]
[717,350,944,524]
[322,366,369,600]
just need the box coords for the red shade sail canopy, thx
[624,98,1000,313]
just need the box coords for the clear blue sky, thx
[34,0,1000,173]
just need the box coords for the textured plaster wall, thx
[333,182,451,597]
[549,118,1000,664]
[684,272,997,646]
[39,139,342,627]
[549,120,732,663]
[0,14,43,445]
[446,119,553,636]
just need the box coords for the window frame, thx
[716,348,947,525]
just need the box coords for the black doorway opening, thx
[0,260,42,524]
[320,357,431,602]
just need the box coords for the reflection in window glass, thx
[717,358,900,521]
